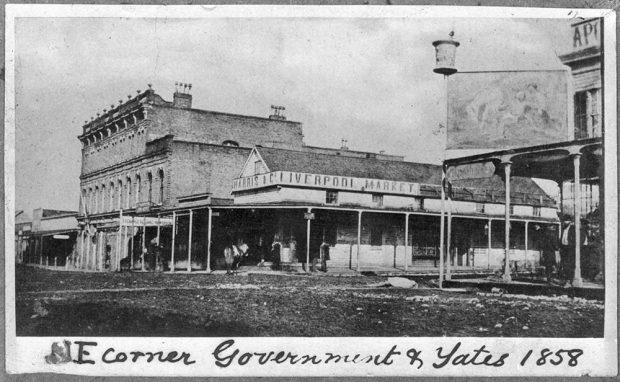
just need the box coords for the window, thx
[94,186,99,213]
[475,203,485,213]
[117,180,123,210]
[254,160,265,175]
[509,205,514,215]
[126,177,132,209]
[326,191,339,205]
[135,174,141,205]
[109,182,115,211]
[158,169,165,204]
[372,194,383,207]
[370,225,383,246]
[147,172,153,204]
[574,91,588,139]
[101,184,106,211]
[574,89,601,139]
[533,206,541,217]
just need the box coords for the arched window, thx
[222,140,239,147]
[158,169,165,205]
[110,182,115,211]
[118,180,123,210]
[126,177,132,209]
[135,174,141,205]
[147,172,153,204]
[101,184,106,212]
[86,187,93,214]
[94,186,99,213]
[81,189,87,215]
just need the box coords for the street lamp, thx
[432,32,459,288]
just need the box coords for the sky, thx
[13,13,575,213]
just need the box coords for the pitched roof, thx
[254,146,555,207]
[256,146,442,184]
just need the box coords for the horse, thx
[224,244,247,275]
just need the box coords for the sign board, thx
[304,212,315,220]
[52,234,70,240]
[121,216,174,226]
[446,162,496,181]
[571,18,600,52]
[447,71,570,149]
[232,171,421,197]
[211,212,220,217]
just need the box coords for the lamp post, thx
[432,32,459,288]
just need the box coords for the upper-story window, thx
[94,186,99,213]
[135,174,141,205]
[475,203,485,214]
[509,205,514,215]
[533,206,541,217]
[126,177,132,209]
[222,140,239,147]
[372,194,383,207]
[158,169,165,205]
[147,172,153,204]
[575,88,601,139]
[254,160,266,175]
[326,191,339,205]
[109,182,115,211]
[101,184,106,212]
[118,180,123,210]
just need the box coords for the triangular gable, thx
[238,147,271,178]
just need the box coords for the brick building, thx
[72,84,415,272]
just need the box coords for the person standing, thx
[319,241,330,272]
[560,220,573,285]
[539,226,558,284]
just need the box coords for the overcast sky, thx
[14,15,574,212]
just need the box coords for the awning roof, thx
[444,138,602,183]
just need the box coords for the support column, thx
[206,208,212,273]
[559,181,564,215]
[80,229,85,269]
[306,208,312,272]
[503,160,512,282]
[171,211,176,273]
[573,153,583,287]
[156,215,161,271]
[439,167,446,288]
[446,197,453,280]
[356,211,362,272]
[85,232,90,269]
[142,218,147,271]
[117,210,123,272]
[130,217,135,270]
[404,213,409,272]
[524,221,529,272]
[188,209,193,272]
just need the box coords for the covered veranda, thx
[443,137,603,286]
[129,203,559,275]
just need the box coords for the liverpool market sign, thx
[232,171,421,196]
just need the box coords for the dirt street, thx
[15,266,604,337]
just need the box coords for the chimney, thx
[269,105,286,120]
[173,82,192,109]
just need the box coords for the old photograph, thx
[5,4,617,377]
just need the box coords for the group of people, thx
[539,218,596,286]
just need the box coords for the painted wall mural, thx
[447,70,570,149]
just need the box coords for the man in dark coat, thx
[560,219,588,286]
[539,226,558,284]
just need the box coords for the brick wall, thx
[148,106,304,150]
[169,142,252,206]
[81,121,151,175]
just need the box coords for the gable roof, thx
[252,146,555,207]
[256,146,441,184]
